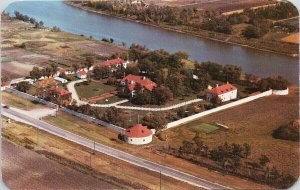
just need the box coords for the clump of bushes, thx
[273,120,299,142]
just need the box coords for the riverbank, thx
[65,1,299,58]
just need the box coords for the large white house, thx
[207,83,237,102]
[124,124,153,145]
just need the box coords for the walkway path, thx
[67,80,203,111]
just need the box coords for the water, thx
[4,1,299,83]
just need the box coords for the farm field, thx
[1,117,200,190]
[1,16,127,79]
[162,86,299,180]
[2,139,117,190]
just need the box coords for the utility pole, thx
[160,171,162,190]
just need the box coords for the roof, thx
[125,124,152,138]
[99,58,125,67]
[35,78,59,88]
[49,86,71,96]
[77,70,87,76]
[1,81,10,87]
[208,84,237,95]
[121,74,157,91]
[54,77,67,82]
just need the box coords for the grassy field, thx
[2,91,44,110]
[2,116,200,190]
[75,81,116,99]
[188,123,219,133]
[41,111,269,189]
[163,86,299,180]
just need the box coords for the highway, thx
[2,107,232,190]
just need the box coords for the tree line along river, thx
[4,1,299,84]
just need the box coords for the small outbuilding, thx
[76,71,87,79]
[54,76,68,84]
[124,124,153,145]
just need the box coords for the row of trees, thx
[14,11,44,28]
[29,63,58,80]
[173,135,296,188]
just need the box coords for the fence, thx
[5,88,125,134]
[165,90,273,129]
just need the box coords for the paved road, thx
[2,107,232,190]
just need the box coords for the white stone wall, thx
[125,135,152,145]
[272,88,289,95]
[166,90,273,129]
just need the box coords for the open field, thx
[2,139,117,190]
[1,16,127,79]
[2,91,45,110]
[41,111,269,189]
[75,81,116,99]
[163,86,299,180]
[1,117,200,190]
[281,33,299,44]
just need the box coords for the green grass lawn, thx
[96,96,124,104]
[188,123,219,134]
[75,81,116,99]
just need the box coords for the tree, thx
[85,56,95,69]
[259,155,270,168]
[243,25,259,39]
[30,66,42,80]
[132,89,152,105]
[141,113,168,130]
[71,63,80,72]
[222,64,242,83]
[151,86,173,105]
[93,66,110,79]
[16,81,30,92]
[102,107,123,125]
[210,95,222,105]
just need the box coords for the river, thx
[4,1,299,83]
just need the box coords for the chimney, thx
[142,76,146,80]
[227,81,229,84]
[216,84,219,87]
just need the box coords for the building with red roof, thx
[1,81,10,91]
[98,58,129,72]
[48,86,72,106]
[207,83,237,102]
[120,74,157,96]
[76,70,87,79]
[124,124,153,145]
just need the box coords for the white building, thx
[76,71,87,79]
[124,124,153,145]
[54,76,68,84]
[207,83,237,102]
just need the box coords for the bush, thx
[272,120,299,142]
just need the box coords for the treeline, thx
[228,2,298,39]
[14,11,44,28]
[167,134,296,188]
[30,63,58,80]
[86,1,233,34]
[85,1,297,37]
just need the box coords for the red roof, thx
[121,74,157,91]
[99,58,125,67]
[77,71,87,76]
[50,86,71,96]
[1,81,10,87]
[125,124,152,138]
[208,84,237,95]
